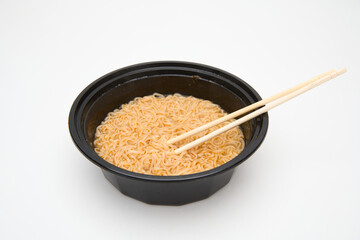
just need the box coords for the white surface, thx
[1,0,359,239]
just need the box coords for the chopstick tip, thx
[336,67,347,75]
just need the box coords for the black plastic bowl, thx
[69,61,268,205]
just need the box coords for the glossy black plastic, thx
[69,61,269,205]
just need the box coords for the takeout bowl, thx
[69,61,269,205]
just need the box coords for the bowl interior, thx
[84,75,255,149]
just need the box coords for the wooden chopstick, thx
[167,70,336,145]
[173,68,347,154]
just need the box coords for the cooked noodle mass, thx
[94,93,245,176]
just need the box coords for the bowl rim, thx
[68,61,269,182]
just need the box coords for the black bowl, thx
[69,61,269,205]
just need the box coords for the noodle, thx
[94,93,245,176]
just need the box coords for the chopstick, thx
[172,68,347,154]
[167,70,335,145]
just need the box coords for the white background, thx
[1,0,359,239]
